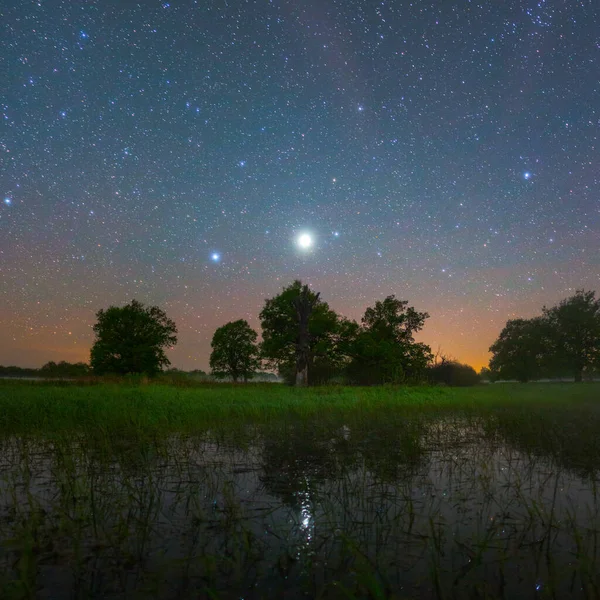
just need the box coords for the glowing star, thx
[3,197,11,206]
[524,171,532,180]
[297,233,313,249]
[211,252,220,262]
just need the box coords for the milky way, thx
[1,0,598,370]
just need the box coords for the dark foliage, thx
[489,317,549,382]
[427,361,480,387]
[0,365,39,378]
[347,296,432,385]
[90,299,177,375]
[40,361,90,377]
[260,281,354,385]
[489,290,600,382]
[210,319,260,382]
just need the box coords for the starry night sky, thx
[1,0,598,371]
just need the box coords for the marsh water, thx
[2,409,600,599]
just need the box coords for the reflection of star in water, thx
[295,486,314,546]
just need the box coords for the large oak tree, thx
[90,300,177,375]
[259,281,352,385]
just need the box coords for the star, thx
[210,252,220,262]
[3,197,11,206]
[524,172,532,180]
[297,233,313,250]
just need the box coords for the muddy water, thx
[1,413,599,599]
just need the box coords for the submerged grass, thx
[0,381,598,435]
[1,381,600,598]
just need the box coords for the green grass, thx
[0,381,598,435]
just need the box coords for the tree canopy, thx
[259,284,434,386]
[542,290,600,382]
[259,280,348,385]
[90,299,177,375]
[489,317,549,382]
[489,290,600,382]
[209,319,260,382]
[348,296,432,384]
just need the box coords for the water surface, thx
[1,410,599,599]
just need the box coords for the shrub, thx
[427,361,480,387]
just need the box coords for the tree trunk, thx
[293,286,319,387]
[295,364,308,387]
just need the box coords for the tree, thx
[488,317,550,382]
[293,285,320,386]
[362,296,430,344]
[489,291,600,383]
[542,290,600,382]
[348,296,432,385]
[259,281,351,385]
[209,319,260,382]
[90,299,177,375]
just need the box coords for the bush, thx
[427,361,480,387]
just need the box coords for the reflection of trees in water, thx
[4,412,600,598]
[257,412,431,571]
[258,414,430,506]
[488,406,600,478]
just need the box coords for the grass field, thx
[0,380,598,434]
[1,381,600,598]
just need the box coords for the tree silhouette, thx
[209,319,260,382]
[542,290,600,382]
[489,290,600,382]
[259,281,347,385]
[90,299,177,375]
[348,296,432,384]
[292,285,320,386]
[489,317,549,382]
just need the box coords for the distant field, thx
[0,380,598,434]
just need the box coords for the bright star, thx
[211,252,220,262]
[4,197,11,206]
[524,171,532,180]
[297,233,313,250]
[333,231,340,237]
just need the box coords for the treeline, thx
[10,284,597,386]
[89,281,479,386]
[0,361,90,378]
